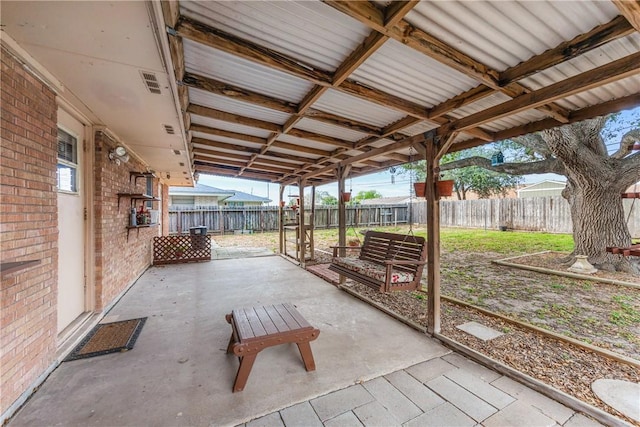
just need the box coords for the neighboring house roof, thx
[169,183,235,198]
[360,196,412,205]
[518,180,566,194]
[224,190,271,203]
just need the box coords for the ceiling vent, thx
[163,124,175,134]
[173,149,181,155]
[140,71,161,94]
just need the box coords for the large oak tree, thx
[440,114,640,274]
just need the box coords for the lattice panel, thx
[153,235,211,265]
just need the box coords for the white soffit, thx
[406,1,618,72]
[183,39,313,103]
[180,0,370,72]
[190,115,272,139]
[314,89,407,128]
[294,118,369,142]
[188,88,292,125]
[351,39,479,108]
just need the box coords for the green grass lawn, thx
[314,226,574,255]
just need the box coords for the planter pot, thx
[437,180,454,197]
[279,201,286,208]
[499,225,508,232]
[341,192,351,202]
[633,142,640,150]
[414,180,455,198]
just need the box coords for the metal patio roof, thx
[160,0,640,187]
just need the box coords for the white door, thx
[57,109,86,333]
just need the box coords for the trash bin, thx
[189,226,208,250]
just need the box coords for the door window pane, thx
[57,128,78,193]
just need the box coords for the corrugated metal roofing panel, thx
[276,134,337,153]
[258,154,304,166]
[294,117,369,142]
[447,92,548,132]
[190,115,272,139]
[556,75,640,111]
[398,120,439,137]
[314,89,407,128]
[180,1,370,71]
[188,88,292,125]
[518,33,640,110]
[406,1,619,72]
[191,132,263,149]
[351,39,479,108]
[266,145,321,160]
[184,39,313,103]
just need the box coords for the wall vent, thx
[163,124,175,134]
[140,71,161,94]
[173,149,181,155]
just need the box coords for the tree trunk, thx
[565,181,637,273]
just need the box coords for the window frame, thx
[56,126,79,194]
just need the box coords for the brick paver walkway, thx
[241,354,603,427]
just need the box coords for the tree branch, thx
[611,128,640,159]
[512,133,554,158]
[440,156,564,175]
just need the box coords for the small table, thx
[225,303,320,392]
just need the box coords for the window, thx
[57,128,78,192]
[145,176,154,208]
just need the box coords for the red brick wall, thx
[0,47,58,414]
[93,132,158,310]
[161,184,169,235]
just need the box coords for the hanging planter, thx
[633,142,640,150]
[279,200,286,208]
[341,192,352,202]
[413,180,455,198]
[437,180,455,197]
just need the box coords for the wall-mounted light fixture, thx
[109,146,129,165]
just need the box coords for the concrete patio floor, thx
[8,256,605,426]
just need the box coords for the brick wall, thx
[0,46,59,414]
[93,132,158,310]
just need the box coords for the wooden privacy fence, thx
[168,205,410,234]
[168,197,639,236]
[414,196,639,236]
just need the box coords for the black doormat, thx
[64,318,147,361]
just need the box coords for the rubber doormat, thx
[64,318,147,361]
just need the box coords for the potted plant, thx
[348,238,360,247]
[172,244,187,258]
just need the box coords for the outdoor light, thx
[109,146,129,165]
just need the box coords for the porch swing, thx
[606,183,640,257]
[329,149,428,292]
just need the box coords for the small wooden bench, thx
[225,303,320,392]
[606,243,640,257]
[329,231,427,292]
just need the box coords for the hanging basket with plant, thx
[341,192,351,202]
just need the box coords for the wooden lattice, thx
[153,235,211,265]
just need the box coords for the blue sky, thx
[198,106,639,204]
